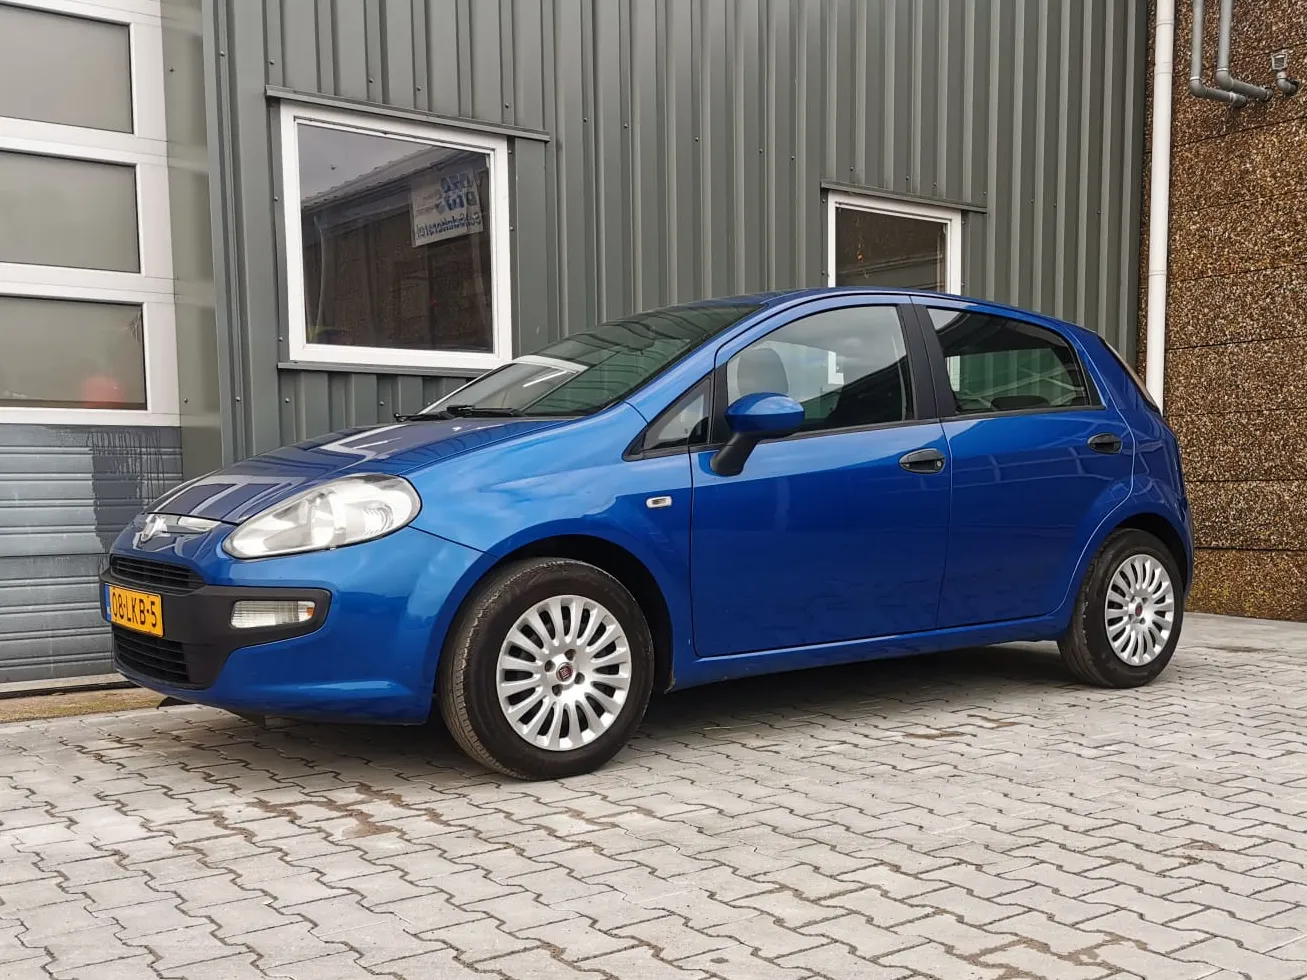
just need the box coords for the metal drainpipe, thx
[1146,0,1176,410]
[1215,0,1273,101]
[1189,0,1245,105]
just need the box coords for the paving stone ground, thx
[3,613,1307,979]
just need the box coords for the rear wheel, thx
[438,558,654,779]
[1059,529,1184,688]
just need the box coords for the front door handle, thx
[1087,432,1123,455]
[899,447,946,474]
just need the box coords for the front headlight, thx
[223,474,421,559]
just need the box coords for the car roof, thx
[683,287,1100,343]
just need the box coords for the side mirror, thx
[711,393,805,476]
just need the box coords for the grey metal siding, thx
[210,0,1147,451]
[0,426,182,684]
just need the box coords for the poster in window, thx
[410,170,483,247]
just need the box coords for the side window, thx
[927,309,1095,415]
[725,306,914,434]
[640,378,710,453]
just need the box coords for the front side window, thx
[725,306,914,435]
[281,105,509,371]
[415,302,757,419]
[928,308,1095,415]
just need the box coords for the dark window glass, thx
[834,206,946,289]
[641,379,710,453]
[928,308,1094,415]
[417,302,758,418]
[298,123,494,353]
[725,306,913,435]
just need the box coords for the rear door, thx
[914,299,1134,627]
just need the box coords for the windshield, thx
[417,301,760,418]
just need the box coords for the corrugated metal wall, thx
[209,0,1147,452]
[0,426,182,684]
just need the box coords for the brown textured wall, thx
[1142,0,1307,621]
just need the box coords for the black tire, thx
[1059,528,1184,688]
[437,558,654,779]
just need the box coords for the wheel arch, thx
[445,534,676,696]
[1111,512,1191,592]
[1054,504,1192,632]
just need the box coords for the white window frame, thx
[278,102,514,373]
[826,191,963,295]
[0,0,177,426]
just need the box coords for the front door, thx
[918,301,1135,627]
[690,301,950,658]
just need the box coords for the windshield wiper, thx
[393,404,523,422]
[443,404,524,417]
[393,412,448,422]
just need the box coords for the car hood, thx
[148,417,567,523]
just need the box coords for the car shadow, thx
[218,641,1078,782]
[648,641,1072,725]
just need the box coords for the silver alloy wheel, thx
[495,594,633,752]
[1104,554,1175,667]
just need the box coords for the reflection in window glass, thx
[642,379,710,453]
[727,307,913,434]
[928,308,1093,415]
[834,207,946,290]
[0,297,146,409]
[298,123,493,353]
[422,303,757,418]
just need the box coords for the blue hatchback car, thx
[104,288,1191,779]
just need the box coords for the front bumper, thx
[101,562,331,689]
[103,520,486,723]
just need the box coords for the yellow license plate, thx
[108,585,163,637]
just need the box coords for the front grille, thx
[109,556,203,595]
[113,627,194,688]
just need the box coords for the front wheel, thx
[1059,529,1184,688]
[437,558,654,779]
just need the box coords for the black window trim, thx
[909,301,1105,422]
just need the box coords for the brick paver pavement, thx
[4,613,1307,979]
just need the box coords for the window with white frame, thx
[827,191,962,294]
[279,103,513,373]
[0,0,177,425]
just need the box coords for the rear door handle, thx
[1087,432,1123,455]
[899,447,946,474]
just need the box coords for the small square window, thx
[281,105,511,372]
[828,192,962,294]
